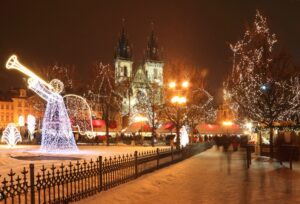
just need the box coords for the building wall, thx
[216,103,235,124]
[144,61,164,86]
[115,59,133,83]
[0,89,43,129]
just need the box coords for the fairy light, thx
[225,10,299,126]
[64,94,94,138]
[27,114,36,140]
[1,123,22,147]
[28,78,78,152]
[174,126,189,147]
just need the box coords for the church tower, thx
[143,26,164,103]
[114,22,133,84]
[144,27,164,86]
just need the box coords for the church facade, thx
[114,25,164,122]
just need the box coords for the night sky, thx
[1,0,300,94]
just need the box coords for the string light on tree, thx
[225,10,300,158]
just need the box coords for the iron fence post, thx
[134,151,138,178]
[99,156,103,191]
[156,148,160,169]
[30,163,35,204]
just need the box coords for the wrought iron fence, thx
[0,142,213,204]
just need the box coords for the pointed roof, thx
[145,24,161,62]
[115,20,132,60]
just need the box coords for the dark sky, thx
[1,0,300,93]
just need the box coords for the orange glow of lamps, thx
[182,81,189,88]
[169,82,176,89]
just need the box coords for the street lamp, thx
[171,96,187,104]
[182,81,189,88]
[168,79,189,150]
[169,82,176,89]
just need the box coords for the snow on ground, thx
[0,144,169,176]
[76,146,300,204]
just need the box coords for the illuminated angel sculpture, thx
[28,78,78,152]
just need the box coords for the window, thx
[124,66,128,77]
[154,69,158,79]
[18,102,22,107]
[1,105,3,109]
[6,105,9,109]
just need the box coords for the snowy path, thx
[76,147,300,204]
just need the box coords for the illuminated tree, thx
[163,60,216,148]
[186,88,216,133]
[42,64,75,93]
[225,10,300,158]
[86,63,122,146]
[132,83,163,146]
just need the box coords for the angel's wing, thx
[63,94,94,138]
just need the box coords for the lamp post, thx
[168,81,189,150]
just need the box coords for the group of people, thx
[213,135,241,152]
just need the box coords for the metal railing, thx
[0,142,213,204]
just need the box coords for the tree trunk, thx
[176,107,181,150]
[151,109,155,147]
[176,125,180,150]
[259,130,262,156]
[105,105,110,146]
[106,120,110,146]
[270,126,274,158]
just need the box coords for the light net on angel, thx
[28,78,78,152]
[64,94,94,138]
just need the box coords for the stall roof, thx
[123,121,152,133]
[196,123,243,135]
